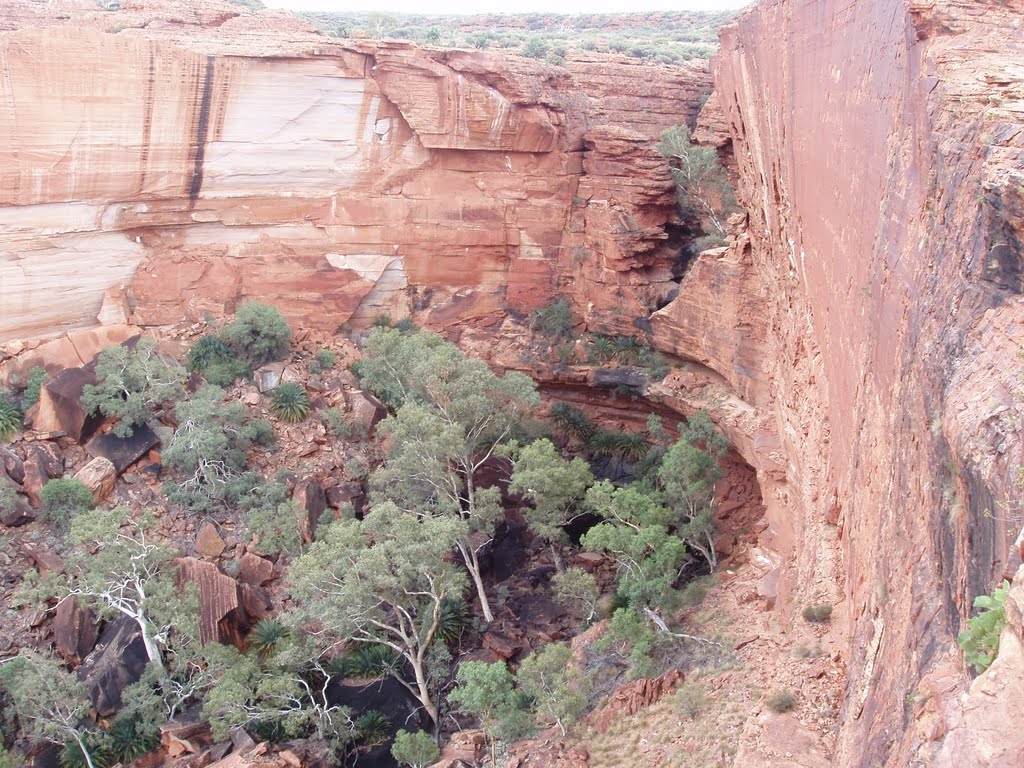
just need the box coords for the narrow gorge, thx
[1,0,1023,766]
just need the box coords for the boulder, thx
[436,731,486,766]
[0,448,24,484]
[482,629,524,660]
[23,545,64,576]
[292,477,326,544]
[253,363,285,393]
[78,617,149,716]
[325,482,365,515]
[196,522,226,559]
[32,368,101,443]
[73,457,117,503]
[0,484,35,526]
[54,597,99,664]
[240,584,271,623]
[591,668,683,734]
[85,424,160,474]
[237,552,274,586]
[176,557,246,647]
[344,389,387,436]
[21,444,62,508]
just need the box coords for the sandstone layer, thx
[0,0,708,346]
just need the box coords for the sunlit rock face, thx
[0,2,709,344]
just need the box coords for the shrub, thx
[23,367,47,409]
[316,349,336,370]
[82,339,185,437]
[108,714,159,764]
[321,407,356,439]
[435,598,471,645]
[187,336,251,387]
[59,736,113,768]
[530,299,574,340]
[0,484,19,519]
[958,579,1011,674]
[766,689,797,713]
[522,37,549,59]
[552,567,600,625]
[355,710,391,746]
[269,383,310,423]
[41,479,95,528]
[548,403,595,442]
[588,335,617,363]
[680,576,712,607]
[801,602,833,623]
[239,480,305,558]
[674,681,706,720]
[330,644,400,679]
[222,302,292,366]
[0,396,21,441]
[391,729,439,768]
[248,618,289,661]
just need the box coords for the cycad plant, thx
[0,397,21,442]
[269,383,310,423]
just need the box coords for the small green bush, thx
[248,618,289,661]
[0,483,19,519]
[0,396,22,441]
[391,729,439,768]
[41,478,96,528]
[269,383,310,423]
[330,644,400,679]
[434,598,471,645]
[801,603,833,623]
[187,336,252,387]
[958,579,1011,674]
[222,302,292,366]
[108,714,159,764]
[321,407,356,439]
[674,681,707,720]
[316,349,336,370]
[548,403,595,442]
[766,689,798,713]
[355,710,391,746]
[530,299,574,340]
[23,367,47,409]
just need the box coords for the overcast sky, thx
[265,0,750,15]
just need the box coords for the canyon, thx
[2,0,1024,766]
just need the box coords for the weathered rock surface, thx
[30,367,101,443]
[85,424,160,473]
[78,616,149,716]
[54,597,98,664]
[0,0,709,345]
[176,556,248,647]
[591,668,682,734]
[73,456,117,503]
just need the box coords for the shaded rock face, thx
[670,0,1024,765]
[77,617,149,717]
[0,2,710,343]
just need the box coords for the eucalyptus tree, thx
[288,503,468,728]
[362,327,539,622]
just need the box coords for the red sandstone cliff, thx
[654,0,1024,765]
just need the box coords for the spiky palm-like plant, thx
[434,598,471,645]
[588,334,618,364]
[0,397,21,442]
[59,736,113,768]
[355,710,391,746]
[588,429,649,462]
[109,715,160,764]
[329,644,400,679]
[549,403,595,443]
[269,383,310,423]
[248,617,290,661]
[186,335,233,372]
[611,335,645,365]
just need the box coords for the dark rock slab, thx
[33,368,102,444]
[78,617,149,716]
[85,424,159,474]
[54,597,99,664]
[292,477,326,544]
[176,556,245,647]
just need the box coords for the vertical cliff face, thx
[0,2,709,346]
[703,0,1024,764]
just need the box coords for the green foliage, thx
[248,618,290,661]
[269,382,311,423]
[162,385,274,511]
[107,714,159,764]
[548,402,595,443]
[517,642,589,736]
[509,438,594,550]
[321,407,358,439]
[674,681,707,721]
[355,710,391,746]
[222,301,292,366]
[0,652,97,761]
[522,36,549,59]
[316,349,337,370]
[530,298,574,340]
[592,606,675,680]
[289,504,469,725]
[582,481,684,613]
[0,483,18,520]
[59,735,113,768]
[391,729,440,768]
[449,660,525,753]
[801,603,833,623]
[40,478,95,528]
[958,579,1011,674]
[552,566,600,625]
[658,125,736,238]
[329,643,400,679]
[766,689,798,713]
[435,597,472,645]
[23,367,47,409]
[587,429,650,462]
[82,338,185,437]
[361,326,538,622]
[187,335,251,386]
[239,480,306,558]
[0,394,23,441]
[0,745,21,768]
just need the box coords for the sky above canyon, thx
[265,0,750,13]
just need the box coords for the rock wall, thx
[670,0,1024,765]
[0,0,709,345]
